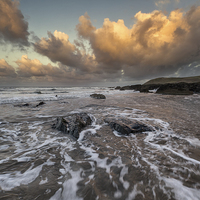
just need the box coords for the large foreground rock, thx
[52,113,92,139]
[104,118,153,135]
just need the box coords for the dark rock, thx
[115,86,121,90]
[188,82,200,93]
[116,84,160,92]
[120,85,142,91]
[22,103,30,106]
[90,94,106,99]
[117,82,200,94]
[139,88,150,93]
[36,101,45,107]
[14,103,30,107]
[104,118,152,135]
[35,90,42,94]
[140,84,160,92]
[52,113,92,139]
[156,82,194,95]
[131,84,142,91]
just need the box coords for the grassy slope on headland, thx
[143,76,200,85]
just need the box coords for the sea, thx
[0,86,200,200]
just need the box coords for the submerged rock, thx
[104,118,152,135]
[22,103,30,106]
[14,103,30,107]
[35,90,42,94]
[36,101,45,107]
[90,94,106,99]
[52,113,92,139]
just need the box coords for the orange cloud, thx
[0,0,29,46]
[34,30,80,67]
[34,30,100,74]
[76,6,200,79]
[15,55,106,83]
[33,6,200,82]
[16,55,73,78]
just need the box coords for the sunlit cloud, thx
[32,5,200,82]
[75,6,200,79]
[16,55,70,78]
[2,3,200,85]
[0,0,29,47]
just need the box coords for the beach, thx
[0,87,200,200]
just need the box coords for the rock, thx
[36,101,45,107]
[115,84,160,92]
[156,82,194,95]
[115,86,121,90]
[90,94,106,99]
[22,103,29,106]
[14,103,30,107]
[35,90,42,94]
[120,85,142,91]
[188,82,200,93]
[52,113,92,139]
[104,118,152,135]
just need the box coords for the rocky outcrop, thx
[90,94,106,99]
[115,86,121,90]
[116,85,142,91]
[115,84,160,93]
[115,82,200,95]
[52,113,92,139]
[104,118,153,135]
[188,82,200,93]
[156,82,194,95]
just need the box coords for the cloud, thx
[0,59,17,77]
[155,0,180,8]
[34,30,79,67]
[15,55,121,84]
[16,55,70,78]
[75,7,200,79]
[34,30,102,74]
[0,0,29,46]
[32,6,200,84]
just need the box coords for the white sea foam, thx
[0,145,9,151]
[164,178,200,200]
[0,159,54,191]
[126,183,145,200]
[119,166,130,190]
[39,177,48,185]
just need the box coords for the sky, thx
[0,0,200,86]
